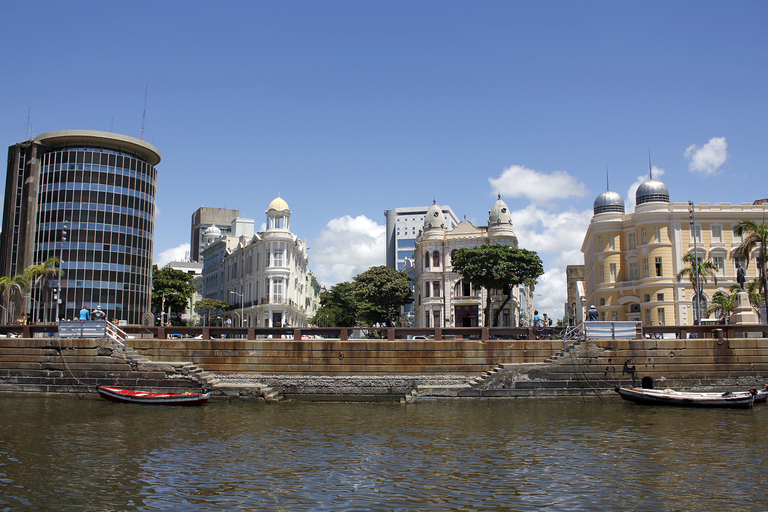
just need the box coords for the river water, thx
[1,395,766,511]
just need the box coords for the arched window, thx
[433,250,440,267]
[424,251,430,269]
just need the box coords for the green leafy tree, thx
[313,281,359,327]
[152,266,198,324]
[734,220,768,321]
[452,244,544,327]
[676,252,718,321]
[352,266,412,327]
[194,298,231,326]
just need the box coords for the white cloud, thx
[154,243,190,267]
[625,166,665,213]
[489,165,587,206]
[533,269,568,319]
[684,137,728,175]
[510,205,593,260]
[309,215,385,287]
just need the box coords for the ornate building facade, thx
[413,198,533,328]
[201,195,309,327]
[581,174,767,325]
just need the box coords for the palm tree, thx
[37,257,61,323]
[706,290,735,322]
[734,220,768,322]
[676,252,718,321]
[24,263,45,322]
[0,274,29,324]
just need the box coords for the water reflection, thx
[0,397,765,511]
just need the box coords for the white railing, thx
[105,320,127,346]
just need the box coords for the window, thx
[732,225,743,244]
[424,251,430,269]
[711,225,722,243]
[274,249,283,267]
[424,282,431,297]
[266,251,271,267]
[654,226,661,242]
[645,309,651,325]
[600,298,606,306]
[610,263,617,282]
[657,308,665,326]
[657,293,664,302]
[598,264,605,283]
[655,257,663,276]
[628,233,637,250]
[641,227,647,245]
[629,262,639,281]
[609,235,615,251]
[597,235,603,252]
[433,281,441,298]
[690,224,702,244]
[273,278,283,303]
[612,311,618,321]
[433,311,441,328]
[432,251,440,268]
[713,256,725,275]
[601,313,606,321]
[643,259,649,278]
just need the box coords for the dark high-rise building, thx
[1,130,161,324]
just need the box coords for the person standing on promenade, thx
[79,305,91,321]
[92,305,105,321]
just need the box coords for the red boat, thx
[97,386,210,406]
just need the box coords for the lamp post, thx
[56,221,67,323]
[230,290,244,327]
[688,201,701,324]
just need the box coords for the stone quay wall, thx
[1,334,766,400]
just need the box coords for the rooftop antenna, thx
[24,107,34,140]
[110,117,114,133]
[140,86,147,140]
[648,152,653,180]
[606,164,610,191]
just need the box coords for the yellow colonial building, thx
[581,176,767,326]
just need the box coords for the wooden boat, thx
[615,386,754,409]
[97,386,210,406]
[750,387,767,404]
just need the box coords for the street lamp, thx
[56,221,67,322]
[230,291,244,328]
[688,201,701,324]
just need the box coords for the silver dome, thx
[636,179,670,205]
[593,190,625,214]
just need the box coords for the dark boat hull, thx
[616,387,754,409]
[97,386,210,406]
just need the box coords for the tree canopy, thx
[353,266,413,326]
[312,281,358,327]
[151,266,198,321]
[452,244,544,326]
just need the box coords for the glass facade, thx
[2,131,160,324]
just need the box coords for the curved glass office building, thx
[1,130,161,324]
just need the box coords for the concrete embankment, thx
[1,335,766,402]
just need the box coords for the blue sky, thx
[2,1,766,317]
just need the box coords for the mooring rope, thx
[56,337,87,399]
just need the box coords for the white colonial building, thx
[413,198,533,328]
[201,195,310,327]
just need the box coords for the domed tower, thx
[593,173,625,215]
[266,194,291,231]
[636,166,669,206]
[202,224,222,247]
[488,195,517,241]
[422,200,447,235]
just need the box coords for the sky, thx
[2,1,766,318]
